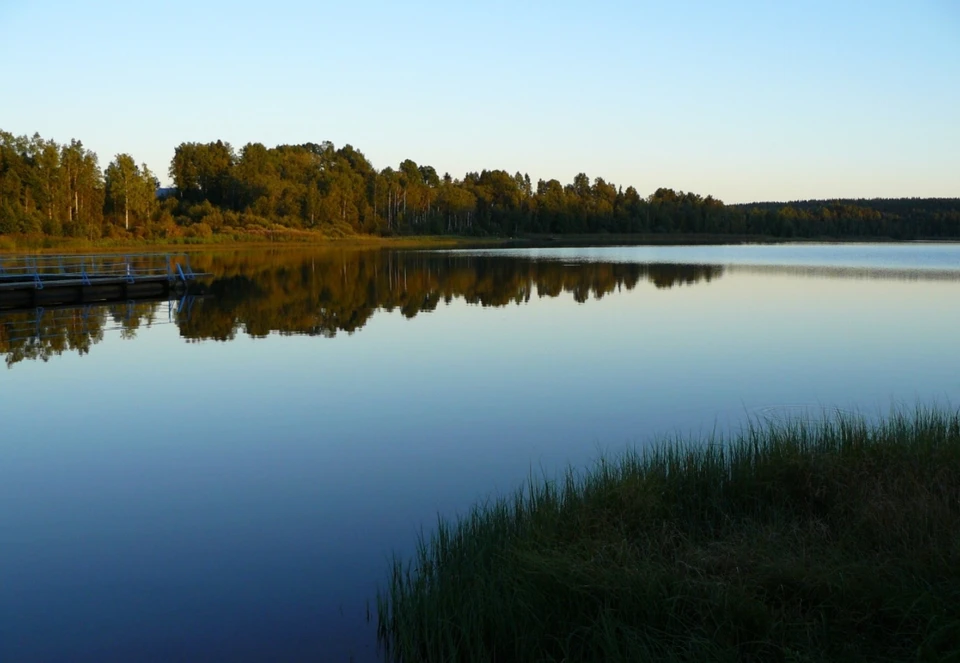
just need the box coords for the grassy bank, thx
[0,230,774,253]
[0,230,497,254]
[6,231,945,254]
[378,408,960,662]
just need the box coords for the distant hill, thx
[725,198,960,240]
[732,198,960,213]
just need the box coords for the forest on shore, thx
[1,129,959,244]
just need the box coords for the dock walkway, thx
[0,253,204,309]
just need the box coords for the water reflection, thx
[2,250,723,366]
[5,246,960,369]
[3,244,960,662]
[0,297,196,367]
[728,264,960,282]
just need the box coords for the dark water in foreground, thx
[2,243,959,662]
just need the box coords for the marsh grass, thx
[377,407,960,662]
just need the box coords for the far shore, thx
[3,231,959,255]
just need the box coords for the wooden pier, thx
[0,253,203,309]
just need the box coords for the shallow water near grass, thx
[2,243,959,662]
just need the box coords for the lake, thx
[2,242,959,662]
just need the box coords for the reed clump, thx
[378,407,960,662]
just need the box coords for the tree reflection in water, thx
[1,249,722,366]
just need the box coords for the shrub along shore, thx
[378,408,960,662]
[0,229,482,253]
[4,230,952,256]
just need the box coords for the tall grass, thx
[378,407,960,662]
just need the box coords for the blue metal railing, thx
[0,253,203,290]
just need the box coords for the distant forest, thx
[1,129,958,241]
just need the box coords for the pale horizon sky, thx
[1,0,958,204]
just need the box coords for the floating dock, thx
[0,253,204,309]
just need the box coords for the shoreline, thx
[3,232,959,255]
[378,408,960,662]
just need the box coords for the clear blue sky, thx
[2,0,957,203]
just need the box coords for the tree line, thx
[2,129,959,241]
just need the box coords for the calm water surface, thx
[2,243,959,662]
